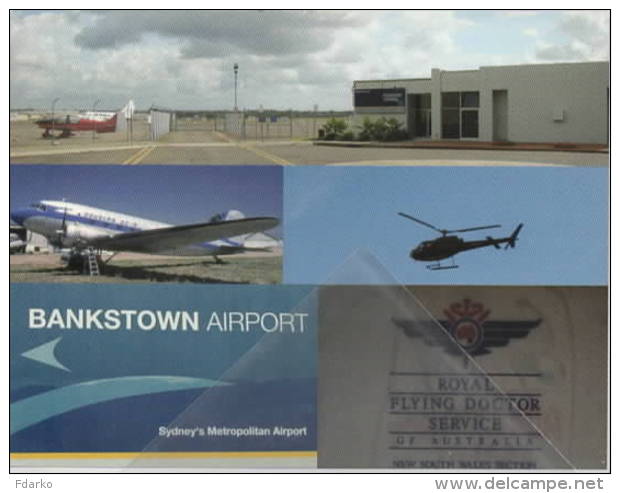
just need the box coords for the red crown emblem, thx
[443,298,490,324]
[443,299,490,349]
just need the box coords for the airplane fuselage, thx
[10,200,250,256]
[35,113,117,136]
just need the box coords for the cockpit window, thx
[30,203,47,211]
[209,213,224,223]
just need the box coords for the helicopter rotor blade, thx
[397,212,445,234]
[448,224,502,234]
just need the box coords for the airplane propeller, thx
[398,212,501,236]
[56,201,68,246]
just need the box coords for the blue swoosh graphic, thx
[10,375,228,434]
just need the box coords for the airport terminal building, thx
[353,61,609,144]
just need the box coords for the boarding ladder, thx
[86,247,100,276]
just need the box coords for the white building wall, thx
[149,110,171,141]
[353,62,609,144]
[479,62,608,144]
[435,69,480,91]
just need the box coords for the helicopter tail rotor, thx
[506,223,524,249]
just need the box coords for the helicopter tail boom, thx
[487,236,501,249]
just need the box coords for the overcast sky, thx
[10,10,609,111]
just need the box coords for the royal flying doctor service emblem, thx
[393,298,541,356]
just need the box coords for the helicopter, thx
[398,212,523,270]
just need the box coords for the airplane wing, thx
[90,217,279,254]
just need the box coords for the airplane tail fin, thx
[121,100,136,119]
[209,210,280,249]
[209,209,245,223]
[506,223,523,249]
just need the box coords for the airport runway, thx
[10,142,609,166]
[10,123,608,166]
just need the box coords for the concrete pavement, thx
[10,128,609,166]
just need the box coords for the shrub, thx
[357,117,378,141]
[356,117,407,141]
[320,118,348,140]
[383,118,408,141]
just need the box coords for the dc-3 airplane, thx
[10,200,280,275]
[398,212,523,271]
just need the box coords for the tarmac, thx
[314,139,608,154]
[10,121,609,167]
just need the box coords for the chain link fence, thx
[172,110,353,140]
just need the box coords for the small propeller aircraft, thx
[34,100,134,138]
[10,200,280,275]
[35,112,118,138]
[397,212,523,270]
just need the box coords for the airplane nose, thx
[10,208,29,226]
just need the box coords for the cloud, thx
[535,11,609,61]
[74,11,367,56]
[501,11,540,18]
[9,10,610,111]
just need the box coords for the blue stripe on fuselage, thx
[15,207,242,251]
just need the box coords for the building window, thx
[409,93,432,138]
[441,92,461,139]
[461,92,479,108]
[441,91,479,139]
[461,110,479,138]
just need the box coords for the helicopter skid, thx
[426,263,459,271]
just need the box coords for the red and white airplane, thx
[35,100,134,138]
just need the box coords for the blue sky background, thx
[10,165,283,237]
[283,166,608,285]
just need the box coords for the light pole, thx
[91,98,101,141]
[313,104,318,139]
[233,63,239,112]
[50,97,60,144]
